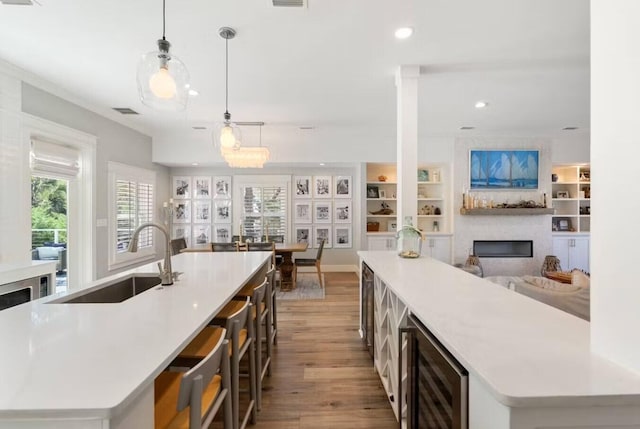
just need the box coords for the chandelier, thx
[222,123,270,168]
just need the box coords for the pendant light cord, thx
[225,37,229,115]
[162,0,166,40]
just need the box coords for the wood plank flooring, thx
[246,271,397,429]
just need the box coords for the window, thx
[234,176,290,242]
[108,162,156,269]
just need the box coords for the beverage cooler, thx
[402,314,468,429]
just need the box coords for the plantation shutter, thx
[240,184,287,241]
[30,139,80,179]
[115,179,154,253]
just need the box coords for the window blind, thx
[241,185,287,241]
[30,139,80,179]
[115,179,154,253]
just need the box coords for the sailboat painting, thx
[470,150,539,189]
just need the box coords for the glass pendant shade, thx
[214,121,242,151]
[137,39,190,111]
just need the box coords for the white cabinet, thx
[421,236,452,263]
[368,235,397,251]
[552,235,589,272]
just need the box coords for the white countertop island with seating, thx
[0,251,271,429]
[359,250,640,429]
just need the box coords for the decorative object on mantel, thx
[460,207,555,216]
[397,224,423,258]
[369,202,394,215]
[137,0,190,111]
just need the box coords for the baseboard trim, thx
[296,264,357,273]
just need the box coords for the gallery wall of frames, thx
[293,175,353,249]
[169,175,353,249]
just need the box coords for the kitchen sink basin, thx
[51,275,162,304]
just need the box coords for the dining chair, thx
[212,242,239,252]
[170,238,187,256]
[293,238,325,288]
[155,329,233,429]
[247,242,276,267]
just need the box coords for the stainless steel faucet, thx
[127,222,174,285]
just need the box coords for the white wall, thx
[453,138,553,276]
[20,84,171,280]
[590,0,640,374]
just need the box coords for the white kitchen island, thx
[359,251,640,429]
[0,251,271,429]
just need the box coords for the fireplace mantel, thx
[460,208,555,216]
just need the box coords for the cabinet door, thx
[570,237,590,272]
[368,236,390,251]
[422,237,451,263]
[552,237,571,271]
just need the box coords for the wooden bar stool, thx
[154,330,232,429]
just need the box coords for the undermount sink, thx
[51,275,162,304]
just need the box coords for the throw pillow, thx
[571,270,590,288]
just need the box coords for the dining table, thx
[181,241,309,290]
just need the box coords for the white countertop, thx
[0,260,56,286]
[359,251,640,408]
[0,251,270,419]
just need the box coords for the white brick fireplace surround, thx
[453,138,553,277]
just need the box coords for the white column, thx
[591,0,640,373]
[395,65,420,226]
[0,71,30,264]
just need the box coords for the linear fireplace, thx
[473,240,533,258]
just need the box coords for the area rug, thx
[276,273,325,300]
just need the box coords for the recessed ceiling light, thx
[319,163,325,166]
[191,162,199,166]
[188,89,199,96]
[562,127,579,131]
[474,101,488,109]
[395,27,414,39]
[460,126,475,130]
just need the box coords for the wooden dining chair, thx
[155,330,233,429]
[212,242,239,252]
[246,242,276,267]
[170,238,187,256]
[293,238,325,288]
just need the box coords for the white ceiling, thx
[0,0,589,152]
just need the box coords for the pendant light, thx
[213,27,242,152]
[136,0,190,111]
[223,123,270,168]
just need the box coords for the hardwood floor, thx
[246,271,397,429]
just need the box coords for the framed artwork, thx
[334,225,352,248]
[193,201,211,223]
[172,176,191,199]
[214,200,231,223]
[294,176,311,198]
[469,150,539,190]
[294,201,312,223]
[213,225,231,243]
[173,200,191,223]
[192,225,211,245]
[334,201,351,223]
[172,225,191,247]
[334,176,351,198]
[313,176,332,198]
[314,201,332,223]
[295,226,311,244]
[553,217,572,232]
[314,225,332,248]
[556,191,570,198]
[366,185,379,199]
[193,176,212,199]
[213,176,231,199]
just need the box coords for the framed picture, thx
[213,225,231,243]
[334,225,352,248]
[379,190,387,199]
[294,201,312,223]
[172,225,191,247]
[192,225,211,245]
[469,150,539,190]
[418,169,429,182]
[172,176,191,199]
[173,200,191,223]
[334,201,351,223]
[334,176,351,198]
[313,176,332,198]
[388,221,397,232]
[193,201,211,223]
[213,176,231,199]
[556,191,570,199]
[295,226,311,244]
[193,176,211,199]
[553,217,572,232]
[366,185,379,199]
[314,201,332,223]
[294,176,311,198]
[214,200,231,223]
[314,225,332,248]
